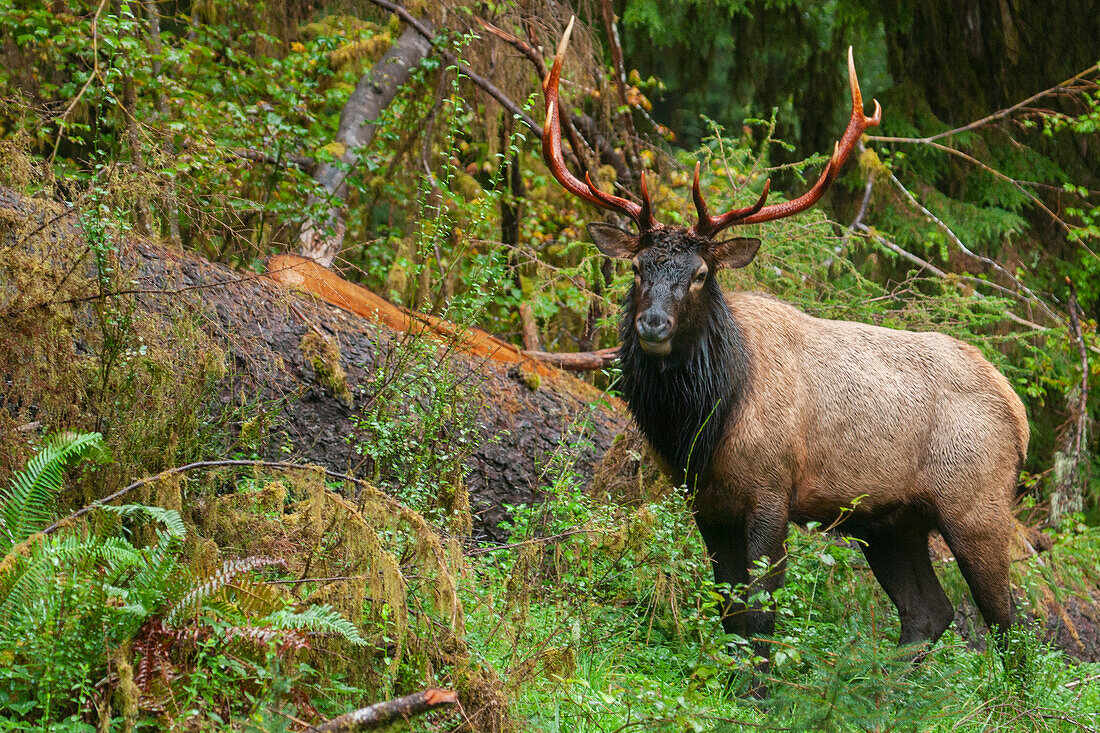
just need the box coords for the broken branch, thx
[307,688,458,732]
[522,347,618,371]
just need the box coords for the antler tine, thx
[542,17,653,229]
[690,162,772,238]
[691,47,881,236]
[732,46,881,227]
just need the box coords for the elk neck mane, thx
[617,279,751,485]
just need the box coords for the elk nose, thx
[636,310,673,342]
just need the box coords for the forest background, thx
[1,0,1099,730]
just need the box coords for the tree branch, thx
[307,689,458,732]
[882,166,1064,323]
[850,221,1080,337]
[365,0,540,135]
[522,347,618,371]
[864,62,1100,255]
[474,15,627,193]
[866,63,1099,145]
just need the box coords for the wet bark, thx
[298,25,432,267]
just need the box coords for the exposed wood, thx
[307,688,457,732]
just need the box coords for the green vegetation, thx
[1,0,1098,730]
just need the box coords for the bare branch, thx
[883,167,1064,323]
[307,689,458,732]
[866,63,1099,145]
[365,0,540,135]
[865,62,1100,255]
[522,347,618,371]
[851,222,1061,335]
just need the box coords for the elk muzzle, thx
[635,308,674,355]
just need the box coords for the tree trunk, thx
[298,25,432,267]
[0,186,633,541]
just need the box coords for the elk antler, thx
[690,46,882,238]
[691,164,771,238]
[542,17,656,230]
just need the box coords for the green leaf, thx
[0,432,109,552]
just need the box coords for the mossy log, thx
[0,186,635,540]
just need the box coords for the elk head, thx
[542,17,881,356]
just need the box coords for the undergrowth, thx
[3,373,1100,730]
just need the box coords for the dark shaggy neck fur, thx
[617,279,751,487]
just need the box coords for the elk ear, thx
[587,223,640,258]
[709,236,761,269]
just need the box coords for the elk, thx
[542,18,1029,681]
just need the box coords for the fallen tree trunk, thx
[0,186,633,540]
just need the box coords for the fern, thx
[0,534,143,635]
[166,555,286,625]
[0,431,108,552]
[262,604,368,646]
[100,504,187,541]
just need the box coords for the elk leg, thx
[938,514,1015,635]
[741,505,789,698]
[860,525,954,648]
[694,519,749,637]
[744,507,788,644]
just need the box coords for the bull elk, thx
[542,18,1029,683]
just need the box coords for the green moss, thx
[299,330,353,406]
[0,190,227,503]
